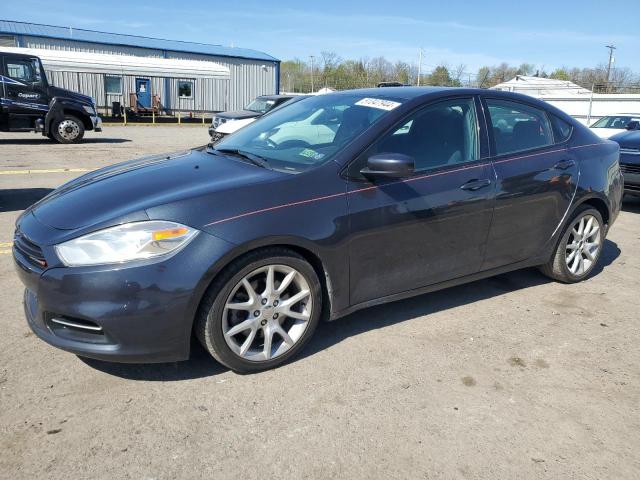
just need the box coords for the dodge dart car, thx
[14,88,623,373]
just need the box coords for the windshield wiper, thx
[211,148,272,169]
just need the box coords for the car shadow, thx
[80,240,621,381]
[0,138,131,145]
[0,188,54,212]
[301,239,620,361]
[79,339,227,381]
[621,195,640,213]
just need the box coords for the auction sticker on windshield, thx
[355,98,402,111]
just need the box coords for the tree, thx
[426,66,453,86]
[549,68,570,81]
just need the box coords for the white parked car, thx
[208,95,294,143]
[589,114,640,138]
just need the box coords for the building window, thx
[0,35,17,47]
[178,80,193,98]
[105,76,122,95]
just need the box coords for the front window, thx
[245,98,277,114]
[6,58,42,84]
[591,115,640,129]
[364,97,479,172]
[213,94,405,172]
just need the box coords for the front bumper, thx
[91,114,103,132]
[208,128,226,144]
[620,161,640,195]
[13,227,235,363]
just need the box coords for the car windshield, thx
[591,115,640,128]
[245,98,277,114]
[213,93,404,172]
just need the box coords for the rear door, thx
[481,97,579,269]
[1,54,49,129]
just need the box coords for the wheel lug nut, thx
[260,319,267,326]
[273,300,279,306]
[272,313,279,319]
[253,310,260,317]
[261,299,267,305]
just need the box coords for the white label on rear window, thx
[355,98,401,111]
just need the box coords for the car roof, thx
[324,86,553,103]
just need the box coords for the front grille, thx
[13,232,47,268]
[621,164,640,175]
[620,147,640,155]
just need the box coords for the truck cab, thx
[0,50,101,143]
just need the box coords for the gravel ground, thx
[1,126,639,480]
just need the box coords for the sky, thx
[1,0,638,76]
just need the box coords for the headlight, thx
[83,104,96,114]
[55,221,198,267]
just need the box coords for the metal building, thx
[0,19,280,114]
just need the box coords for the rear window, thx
[486,99,553,156]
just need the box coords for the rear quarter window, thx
[550,114,573,143]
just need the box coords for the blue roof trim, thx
[0,19,279,63]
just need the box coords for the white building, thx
[492,75,640,125]
[0,19,281,114]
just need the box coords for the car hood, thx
[590,127,626,139]
[610,130,640,147]
[216,110,262,120]
[48,85,93,106]
[28,148,282,231]
[216,117,256,134]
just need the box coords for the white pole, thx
[417,48,423,86]
[587,83,595,125]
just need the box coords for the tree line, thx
[280,52,640,93]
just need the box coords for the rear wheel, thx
[195,248,322,373]
[52,115,85,143]
[539,206,604,283]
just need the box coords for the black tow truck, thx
[0,49,101,143]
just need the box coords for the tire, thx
[539,205,605,283]
[195,248,322,373]
[51,115,85,144]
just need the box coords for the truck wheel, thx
[52,115,85,144]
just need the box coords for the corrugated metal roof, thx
[0,19,279,62]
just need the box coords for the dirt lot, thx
[1,126,639,480]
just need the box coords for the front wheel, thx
[539,206,604,283]
[195,248,322,373]
[51,115,85,143]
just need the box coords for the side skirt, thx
[328,255,549,321]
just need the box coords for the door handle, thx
[460,178,492,191]
[553,159,576,170]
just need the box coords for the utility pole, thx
[309,55,315,93]
[417,48,423,86]
[605,44,616,88]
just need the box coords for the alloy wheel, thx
[58,119,81,141]
[222,264,313,362]
[565,214,602,276]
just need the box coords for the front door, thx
[1,54,49,130]
[135,78,151,109]
[346,96,495,305]
[481,97,580,269]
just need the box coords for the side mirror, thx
[626,120,639,130]
[360,153,415,179]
